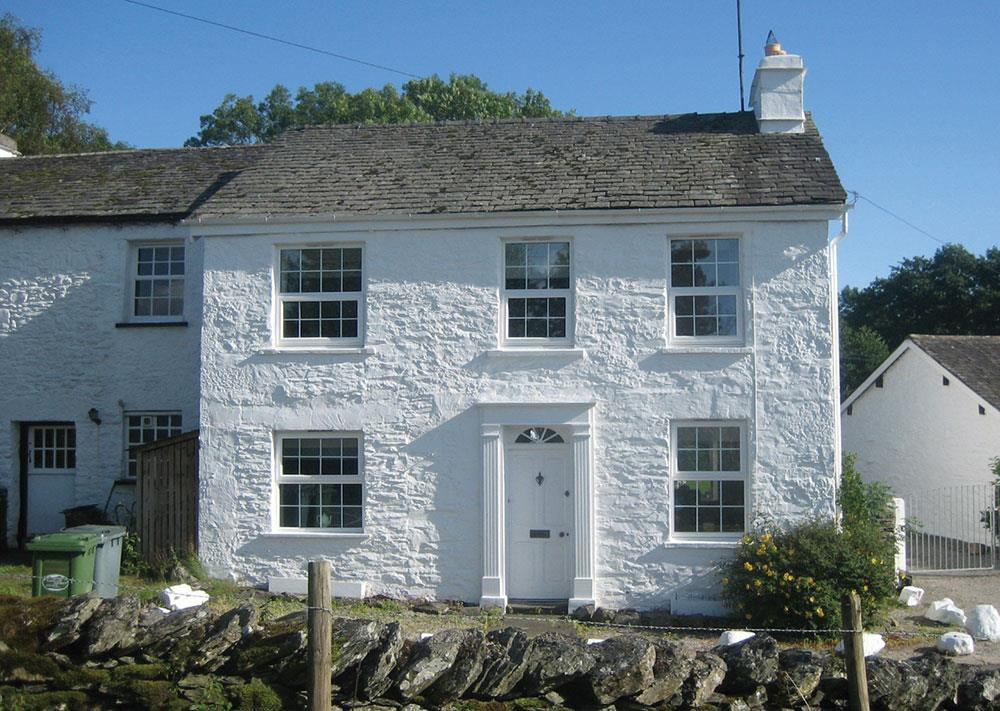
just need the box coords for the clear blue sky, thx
[7,0,999,289]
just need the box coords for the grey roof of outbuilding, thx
[0,145,264,224]
[193,111,846,219]
[909,335,1000,411]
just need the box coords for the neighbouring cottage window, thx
[669,238,740,340]
[514,427,565,444]
[125,412,182,477]
[277,247,363,344]
[277,434,363,530]
[133,244,184,318]
[503,241,571,343]
[672,424,746,535]
[30,425,76,470]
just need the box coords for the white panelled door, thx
[506,429,572,599]
[26,425,77,535]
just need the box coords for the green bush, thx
[720,455,897,631]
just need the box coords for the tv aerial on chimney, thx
[736,0,746,111]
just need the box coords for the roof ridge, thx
[287,110,755,132]
[11,144,264,160]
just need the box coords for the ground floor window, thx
[276,434,363,530]
[672,422,746,536]
[125,412,182,477]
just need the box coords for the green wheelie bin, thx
[26,531,99,597]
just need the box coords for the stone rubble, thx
[937,631,975,656]
[927,597,968,626]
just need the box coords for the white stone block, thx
[716,630,756,646]
[965,604,1000,642]
[927,598,967,625]
[160,583,210,611]
[897,585,924,607]
[835,633,885,658]
[936,631,975,656]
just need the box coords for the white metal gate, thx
[904,483,999,572]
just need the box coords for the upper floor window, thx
[133,243,184,319]
[276,433,364,531]
[502,241,571,345]
[277,247,363,346]
[671,422,746,537]
[668,238,741,342]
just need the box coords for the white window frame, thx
[500,238,574,348]
[272,431,365,533]
[128,241,186,322]
[123,411,182,478]
[666,235,743,346]
[28,424,77,473]
[273,243,365,349]
[669,420,747,540]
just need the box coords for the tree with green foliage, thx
[839,320,890,399]
[185,74,566,146]
[0,13,128,155]
[839,244,1000,397]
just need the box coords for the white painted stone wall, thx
[842,343,1000,539]
[196,210,839,609]
[0,223,202,542]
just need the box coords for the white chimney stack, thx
[749,31,806,134]
[0,134,19,158]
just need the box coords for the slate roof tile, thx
[909,335,1000,412]
[0,145,265,223]
[195,111,845,218]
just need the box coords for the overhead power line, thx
[121,0,422,79]
[850,191,950,246]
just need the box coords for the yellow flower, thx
[809,596,816,603]
[756,546,766,556]
[806,577,814,585]
[870,557,878,565]
[816,607,825,618]
[761,533,772,543]
[783,606,789,613]
[722,577,729,584]
[744,561,754,572]
[863,585,869,592]
[754,579,763,588]
[782,572,795,582]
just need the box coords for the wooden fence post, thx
[308,560,332,711]
[841,591,870,711]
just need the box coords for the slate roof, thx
[0,145,264,224]
[194,112,846,219]
[910,334,1000,411]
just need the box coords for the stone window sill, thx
[115,321,188,328]
[659,345,751,355]
[485,347,586,358]
[261,531,369,540]
[663,539,742,549]
[259,346,375,356]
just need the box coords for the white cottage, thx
[842,335,1000,502]
[1,45,847,611]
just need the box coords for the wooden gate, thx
[136,430,199,565]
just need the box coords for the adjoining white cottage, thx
[841,335,1000,550]
[1,41,848,612]
[0,144,262,544]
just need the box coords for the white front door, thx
[26,425,77,535]
[506,430,572,599]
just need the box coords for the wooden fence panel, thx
[136,430,199,565]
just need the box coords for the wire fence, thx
[0,570,939,638]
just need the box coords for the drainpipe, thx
[828,203,851,519]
